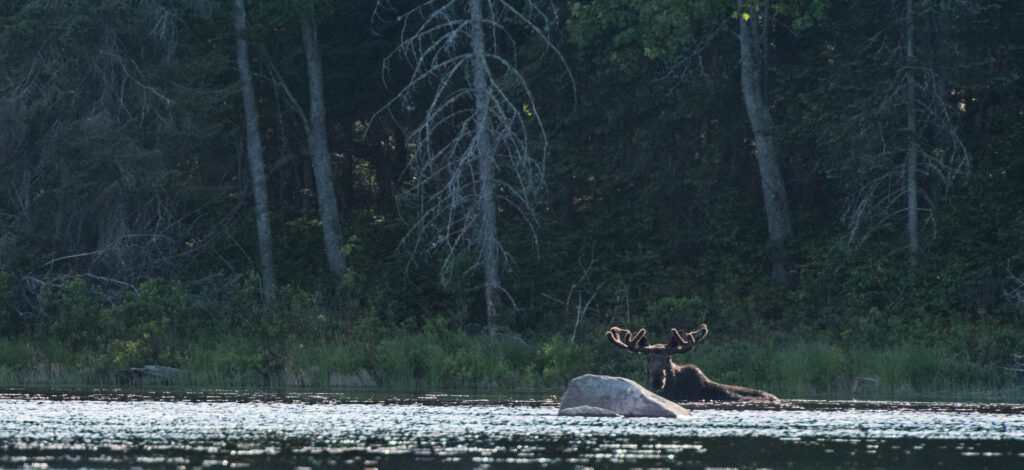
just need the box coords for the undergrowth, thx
[1,275,1022,399]
[1,329,1019,399]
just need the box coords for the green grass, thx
[1,333,1020,401]
[687,340,1018,399]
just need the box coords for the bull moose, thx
[607,324,779,403]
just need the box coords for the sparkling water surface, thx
[2,390,1024,468]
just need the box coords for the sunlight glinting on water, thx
[3,399,1024,442]
[3,398,1024,468]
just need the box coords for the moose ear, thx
[692,324,709,342]
[667,328,689,350]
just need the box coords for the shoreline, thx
[1,368,1020,404]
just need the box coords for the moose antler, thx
[666,323,709,353]
[607,326,650,353]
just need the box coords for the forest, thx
[1,0,1023,395]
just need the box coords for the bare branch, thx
[373,0,573,331]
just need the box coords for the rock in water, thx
[558,374,691,418]
[112,365,180,386]
[851,375,881,395]
[558,405,622,417]
[329,368,376,388]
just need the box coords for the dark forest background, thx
[1,0,1023,393]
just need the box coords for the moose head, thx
[607,324,709,392]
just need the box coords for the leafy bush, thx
[96,279,192,367]
[643,296,707,331]
[45,278,101,350]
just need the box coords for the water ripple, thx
[2,397,1024,468]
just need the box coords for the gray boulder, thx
[851,375,881,395]
[558,405,623,417]
[329,368,376,388]
[112,365,180,386]
[558,374,691,418]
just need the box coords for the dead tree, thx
[0,0,219,298]
[840,0,970,262]
[375,0,570,335]
[607,325,780,403]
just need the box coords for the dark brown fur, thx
[608,325,779,403]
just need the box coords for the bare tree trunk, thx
[469,0,500,336]
[301,5,347,278]
[233,0,276,303]
[904,0,920,265]
[738,5,793,288]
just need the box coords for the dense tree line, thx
[1,0,1023,370]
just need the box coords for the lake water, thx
[2,390,1024,468]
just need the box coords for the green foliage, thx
[367,317,539,389]
[685,338,1013,397]
[0,0,1022,399]
[45,279,101,351]
[569,0,716,66]
[771,0,829,30]
[43,278,194,367]
[569,0,828,66]
[773,342,845,392]
[0,272,15,336]
[105,280,191,362]
[644,296,708,330]
[0,338,34,371]
[177,334,268,388]
[533,337,598,385]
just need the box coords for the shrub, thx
[644,296,707,331]
[45,278,101,350]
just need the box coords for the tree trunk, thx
[469,0,500,336]
[904,0,920,265]
[233,0,276,303]
[737,5,793,288]
[301,5,347,278]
